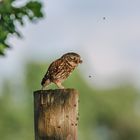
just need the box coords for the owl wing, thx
[41,59,62,85]
[48,58,65,80]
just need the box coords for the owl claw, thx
[41,86,48,90]
[58,85,65,89]
[59,86,65,89]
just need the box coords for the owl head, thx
[61,52,83,65]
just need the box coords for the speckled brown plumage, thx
[41,52,82,89]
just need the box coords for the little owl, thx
[41,52,82,89]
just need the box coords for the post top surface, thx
[34,88,78,95]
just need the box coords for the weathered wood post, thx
[34,89,79,140]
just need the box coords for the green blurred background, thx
[1,0,140,140]
[0,62,140,140]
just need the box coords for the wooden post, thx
[34,89,79,140]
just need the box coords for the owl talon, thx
[41,86,48,90]
[59,86,65,89]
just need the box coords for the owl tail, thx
[41,76,51,90]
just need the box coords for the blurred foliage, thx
[0,61,140,140]
[0,0,44,55]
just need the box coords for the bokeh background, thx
[0,0,140,140]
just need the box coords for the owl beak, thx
[79,59,83,64]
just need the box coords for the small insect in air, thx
[103,17,106,20]
[89,75,92,78]
[41,52,83,90]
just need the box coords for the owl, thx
[41,52,83,89]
